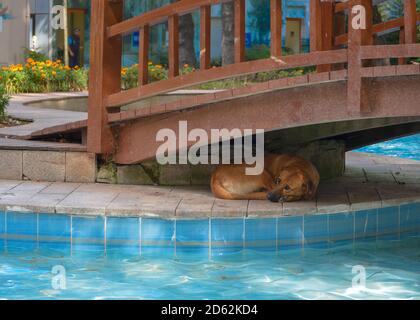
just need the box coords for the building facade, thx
[0,0,311,67]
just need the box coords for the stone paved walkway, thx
[0,93,87,138]
[0,152,419,218]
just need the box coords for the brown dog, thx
[264,154,320,202]
[211,164,276,200]
[210,154,320,202]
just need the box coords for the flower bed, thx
[0,58,88,94]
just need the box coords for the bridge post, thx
[318,0,335,72]
[347,0,372,115]
[87,0,123,155]
[270,0,282,59]
[139,25,150,85]
[310,0,322,55]
[404,0,418,45]
[234,0,246,63]
[200,5,212,70]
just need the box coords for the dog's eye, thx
[284,185,291,191]
[275,177,281,185]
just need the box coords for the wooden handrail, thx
[335,13,420,46]
[107,0,232,38]
[107,49,349,108]
[360,43,420,59]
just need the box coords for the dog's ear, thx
[304,180,316,200]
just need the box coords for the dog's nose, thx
[267,192,281,203]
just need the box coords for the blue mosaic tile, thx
[176,245,210,259]
[377,206,399,240]
[5,239,37,252]
[303,214,329,248]
[354,209,377,241]
[141,246,176,258]
[245,218,276,248]
[176,219,209,246]
[106,245,140,256]
[0,211,5,235]
[6,211,37,241]
[141,218,175,247]
[278,216,303,250]
[106,217,139,246]
[400,203,420,237]
[37,241,71,254]
[72,216,105,243]
[329,212,354,244]
[211,218,244,248]
[38,214,71,242]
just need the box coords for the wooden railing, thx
[87,0,420,154]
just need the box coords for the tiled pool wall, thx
[0,203,419,256]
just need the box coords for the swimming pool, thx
[1,236,419,299]
[0,135,419,300]
[357,134,420,161]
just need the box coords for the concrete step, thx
[0,149,96,183]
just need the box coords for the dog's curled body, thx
[211,164,275,200]
[211,154,320,202]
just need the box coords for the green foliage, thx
[23,48,49,62]
[0,58,88,94]
[0,85,10,121]
[196,67,314,90]
[245,44,294,61]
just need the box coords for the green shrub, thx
[0,85,10,121]
[23,48,49,63]
[0,58,88,94]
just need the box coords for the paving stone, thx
[56,191,118,216]
[21,193,69,213]
[376,186,420,207]
[247,200,283,217]
[316,193,350,214]
[347,187,382,210]
[23,151,65,182]
[283,200,317,216]
[9,181,51,192]
[106,192,180,218]
[365,173,396,183]
[0,180,22,193]
[0,150,23,180]
[39,182,81,195]
[212,199,248,217]
[176,198,214,218]
[66,152,96,183]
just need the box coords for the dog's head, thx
[267,170,316,202]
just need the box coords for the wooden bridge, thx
[86,0,420,165]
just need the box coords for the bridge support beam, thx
[347,0,373,116]
[87,0,123,154]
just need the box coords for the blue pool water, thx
[357,134,420,161]
[0,236,419,300]
[0,135,419,300]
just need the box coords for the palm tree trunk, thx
[170,0,197,67]
[221,2,235,65]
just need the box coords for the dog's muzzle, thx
[267,192,283,203]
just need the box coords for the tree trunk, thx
[179,14,197,66]
[221,2,235,65]
[170,0,197,67]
